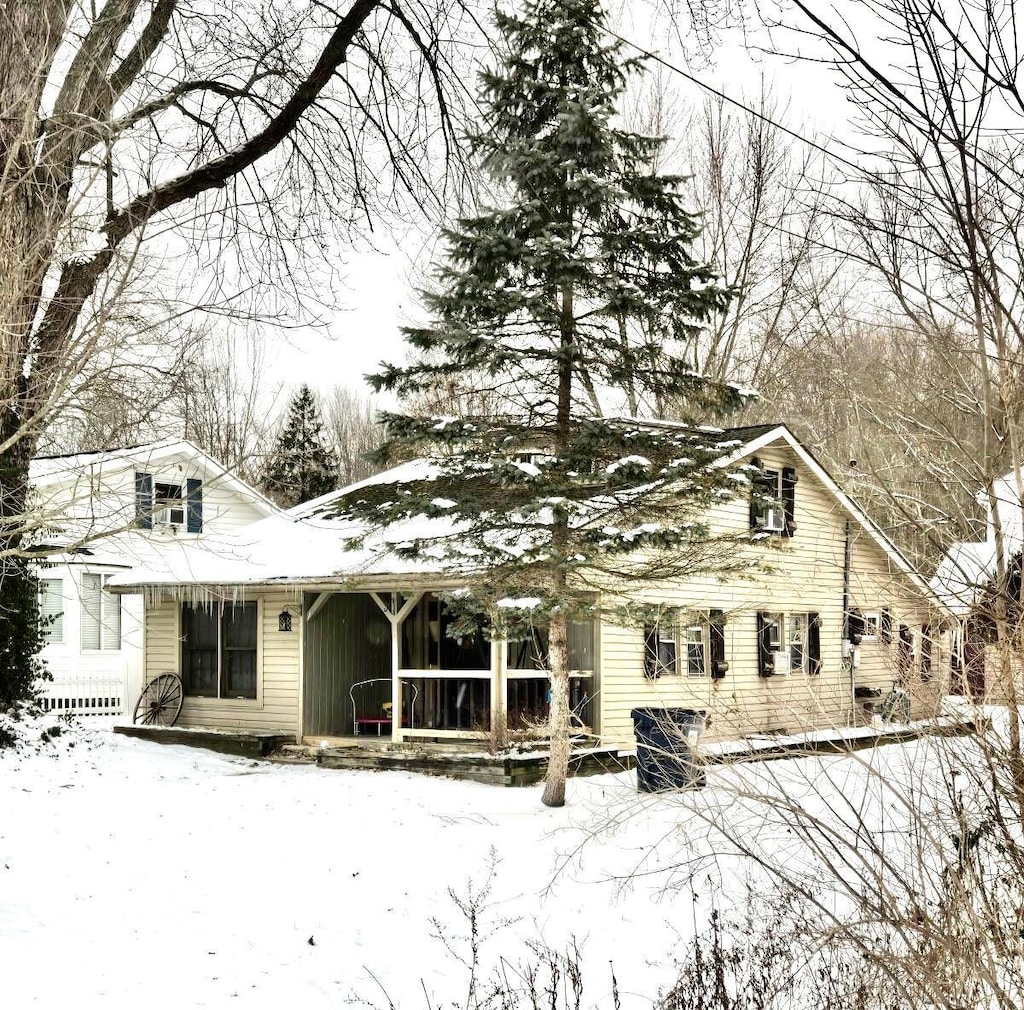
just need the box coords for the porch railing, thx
[398,668,593,737]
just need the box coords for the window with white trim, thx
[749,461,797,536]
[81,574,120,651]
[683,620,707,676]
[153,482,185,526]
[758,611,821,676]
[644,611,728,679]
[39,579,63,644]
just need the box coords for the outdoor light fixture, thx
[278,609,294,632]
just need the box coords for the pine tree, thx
[334,0,750,806]
[262,385,339,508]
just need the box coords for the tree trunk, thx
[541,252,574,807]
[541,607,570,807]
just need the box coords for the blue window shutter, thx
[186,478,203,533]
[135,472,153,529]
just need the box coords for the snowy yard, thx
[0,717,986,1009]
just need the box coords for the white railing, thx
[39,676,126,716]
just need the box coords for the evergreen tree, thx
[334,0,750,806]
[262,385,339,508]
[0,558,49,709]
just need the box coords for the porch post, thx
[490,635,507,749]
[391,617,402,744]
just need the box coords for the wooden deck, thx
[113,724,294,758]
[278,740,633,786]
[113,716,979,786]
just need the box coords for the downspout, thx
[843,519,854,725]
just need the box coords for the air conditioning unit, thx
[771,651,791,675]
[763,509,786,533]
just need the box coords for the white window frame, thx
[788,613,809,675]
[647,614,711,678]
[754,471,785,532]
[862,612,879,641]
[81,573,121,652]
[39,578,64,645]
[683,619,709,677]
[153,481,186,527]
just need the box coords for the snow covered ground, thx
[0,715,979,1009]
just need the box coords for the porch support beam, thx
[369,591,424,743]
[305,592,331,623]
[490,635,507,749]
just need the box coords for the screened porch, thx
[302,590,596,741]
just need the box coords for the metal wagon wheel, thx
[133,673,184,726]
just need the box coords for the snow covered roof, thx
[31,437,276,513]
[106,421,948,610]
[930,541,997,615]
[106,507,470,593]
[30,438,184,483]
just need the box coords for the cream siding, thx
[143,592,301,737]
[597,445,945,745]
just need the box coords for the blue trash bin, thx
[631,707,707,792]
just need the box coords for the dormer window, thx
[749,460,797,537]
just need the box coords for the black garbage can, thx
[630,707,707,792]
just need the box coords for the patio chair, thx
[349,678,418,736]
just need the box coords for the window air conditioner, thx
[771,651,791,675]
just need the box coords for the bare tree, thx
[618,69,843,417]
[0,0,474,701]
[755,0,1024,780]
[322,385,384,485]
[632,3,1024,1003]
[0,0,473,546]
[172,331,280,486]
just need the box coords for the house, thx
[930,464,1024,698]
[107,424,952,746]
[31,439,277,716]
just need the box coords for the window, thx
[643,622,678,677]
[758,611,821,676]
[789,614,808,673]
[879,607,892,644]
[684,621,706,676]
[757,612,785,675]
[897,623,913,680]
[749,460,797,536]
[644,612,725,679]
[135,472,203,532]
[39,579,63,644]
[153,482,185,526]
[862,612,879,640]
[81,574,120,651]
[181,602,257,699]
